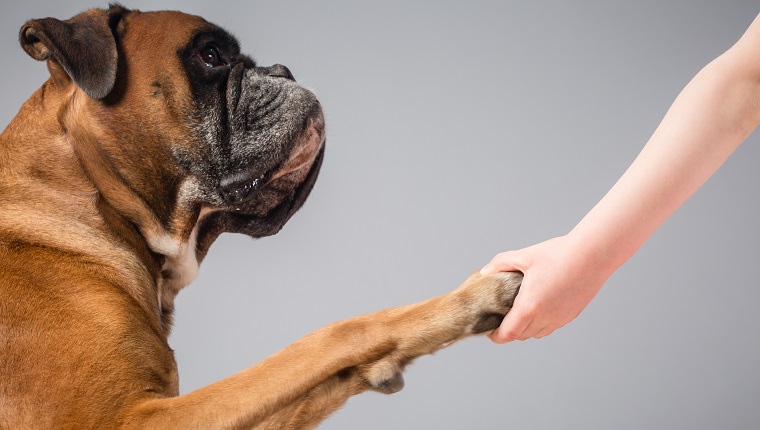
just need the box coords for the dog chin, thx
[195,143,323,259]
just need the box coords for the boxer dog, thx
[0,5,522,429]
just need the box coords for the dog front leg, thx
[118,316,401,428]
[254,271,523,430]
[253,371,369,430]
[119,272,521,429]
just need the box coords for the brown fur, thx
[0,7,522,429]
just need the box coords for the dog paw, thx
[346,271,522,397]
[455,271,523,335]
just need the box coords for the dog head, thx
[18,5,325,283]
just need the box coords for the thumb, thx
[481,250,523,275]
[488,300,531,344]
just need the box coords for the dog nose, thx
[264,64,295,81]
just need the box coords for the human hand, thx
[480,235,611,343]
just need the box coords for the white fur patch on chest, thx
[153,207,215,303]
[141,177,219,316]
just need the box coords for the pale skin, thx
[482,13,760,343]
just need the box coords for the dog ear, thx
[18,6,128,100]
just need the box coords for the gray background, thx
[2,1,759,429]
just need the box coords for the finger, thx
[517,319,549,340]
[533,326,555,339]
[488,304,531,344]
[480,250,524,275]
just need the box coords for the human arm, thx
[482,13,760,343]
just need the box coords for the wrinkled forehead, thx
[119,10,239,59]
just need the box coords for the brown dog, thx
[0,5,522,429]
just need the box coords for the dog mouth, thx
[217,113,325,208]
[195,141,324,258]
[218,170,269,206]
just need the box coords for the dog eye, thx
[199,46,223,67]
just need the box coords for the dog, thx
[0,5,522,429]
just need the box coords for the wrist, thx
[562,229,621,282]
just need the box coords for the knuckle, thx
[501,329,523,343]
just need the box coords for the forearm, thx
[485,14,760,343]
[569,38,760,275]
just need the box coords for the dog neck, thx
[0,86,206,334]
[64,96,214,331]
